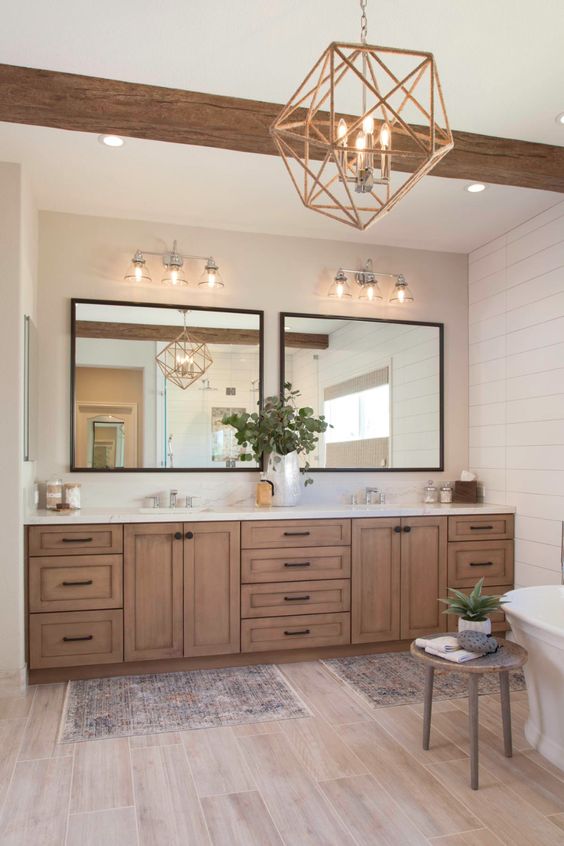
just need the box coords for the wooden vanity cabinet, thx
[124,523,184,661]
[352,515,448,644]
[184,522,240,657]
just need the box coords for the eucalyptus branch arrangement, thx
[439,578,508,622]
[222,382,330,485]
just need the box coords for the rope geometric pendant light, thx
[155,310,213,390]
[270,0,453,230]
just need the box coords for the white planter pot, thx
[458,617,492,635]
[264,451,301,506]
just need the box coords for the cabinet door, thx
[184,521,241,657]
[400,516,447,640]
[124,523,184,661]
[351,518,401,643]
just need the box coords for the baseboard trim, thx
[28,639,412,685]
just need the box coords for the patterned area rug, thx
[323,652,526,709]
[60,664,312,742]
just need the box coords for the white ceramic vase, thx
[264,451,301,506]
[458,617,492,635]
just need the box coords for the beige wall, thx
[36,211,468,507]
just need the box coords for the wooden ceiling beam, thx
[1,63,563,192]
[75,321,329,349]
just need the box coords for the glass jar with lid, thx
[46,478,63,510]
[423,480,438,504]
[439,483,453,503]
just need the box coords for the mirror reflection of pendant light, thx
[124,250,152,284]
[389,274,414,304]
[199,257,225,289]
[270,0,453,230]
[155,310,213,390]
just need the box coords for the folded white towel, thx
[425,645,481,663]
[415,636,460,653]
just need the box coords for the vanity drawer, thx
[241,579,350,619]
[28,555,123,612]
[448,514,514,542]
[28,524,123,556]
[29,609,123,669]
[241,612,350,652]
[241,519,351,549]
[241,546,351,583]
[447,586,509,633]
[448,540,514,587]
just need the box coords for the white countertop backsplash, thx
[26,502,516,525]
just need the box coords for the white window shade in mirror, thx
[281,312,443,471]
[71,299,263,471]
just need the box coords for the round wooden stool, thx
[410,635,527,789]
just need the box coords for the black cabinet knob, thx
[403,526,412,533]
[174,532,182,540]
[394,526,402,533]
[185,531,194,539]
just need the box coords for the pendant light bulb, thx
[355,131,366,151]
[362,114,375,135]
[337,118,348,141]
[379,122,391,149]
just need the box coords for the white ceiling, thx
[1,0,563,253]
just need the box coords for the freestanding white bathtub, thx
[504,586,564,771]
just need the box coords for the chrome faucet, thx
[366,486,385,505]
[170,489,178,509]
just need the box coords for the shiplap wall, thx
[469,200,564,588]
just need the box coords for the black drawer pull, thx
[284,595,311,602]
[284,561,311,568]
[283,531,311,537]
[470,525,493,530]
[284,629,311,636]
[470,561,494,567]
[185,531,194,539]
[394,526,402,533]
[61,537,93,543]
[403,526,411,533]
[62,579,94,586]
[63,634,93,642]
[174,532,182,540]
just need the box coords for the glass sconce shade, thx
[358,280,383,301]
[328,270,352,299]
[389,275,414,304]
[162,258,188,286]
[198,257,225,289]
[124,251,152,284]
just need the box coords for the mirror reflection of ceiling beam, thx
[75,321,329,349]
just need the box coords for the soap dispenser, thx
[255,475,274,507]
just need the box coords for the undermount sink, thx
[138,506,207,514]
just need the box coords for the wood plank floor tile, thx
[202,791,283,846]
[71,737,134,813]
[429,829,504,845]
[0,756,72,846]
[66,807,138,846]
[279,717,367,780]
[453,692,531,751]
[129,731,181,748]
[524,750,564,782]
[0,688,35,720]
[18,683,66,760]
[182,727,255,797]
[319,774,429,845]
[231,720,282,737]
[409,699,461,716]
[238,732,357,845]
[0,719,26,808]
[279,662,372,725]
[131,744,210,845]
[339,720,481,838]
[372,704,468,764]
[428,758,564,846]
[550,814,564,833]
[432,709,564,815]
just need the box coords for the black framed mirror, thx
[71,299,264,471]
[280,312,444,472]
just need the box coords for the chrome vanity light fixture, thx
[155,309,213,390]
[329,258,412,303]
[124,241,225,290]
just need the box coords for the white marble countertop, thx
[25,502,516,525]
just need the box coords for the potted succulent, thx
[222,383,329,506]
[439,578,508,635]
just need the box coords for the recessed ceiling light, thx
[98,134,125,148]
[555,112,564,125]
[466,183,486,193]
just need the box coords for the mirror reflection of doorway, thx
[91,418,126,468]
